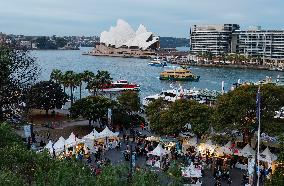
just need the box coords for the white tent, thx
[147,144,170,156]
[258,147,277,163]
[98,126,119,138]
[240,144,255,158]
[53,136,65,153]
[65,132,77,148]
[44,140,53,154]
[182,162,202,178]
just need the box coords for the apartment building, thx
[190,24,240,55]
[232,27,284,59]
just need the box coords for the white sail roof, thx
[100,19,159,50]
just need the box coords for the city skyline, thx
[1,0,284,37]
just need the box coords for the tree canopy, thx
[146,99,212,136]
[69,96,113,125]
[0,43,39,121]
[117,91,141,113]
[212,84,284,142]
[27,81,68,115]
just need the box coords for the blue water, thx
[33,47,283,99]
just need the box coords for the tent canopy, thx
[259,147,277,163]
[240,144,255,158]
[220,141,234,155]
[83,130,100,140]
[65,132,77,147]
[98,126,119,138]
[44,140,53,152]
[148,144,170,156]
[54,136,65,152]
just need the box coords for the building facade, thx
[190,24,240,55]
[232,28,284,59]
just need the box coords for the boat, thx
[148,58,167,67]
[159,68,200,81]
[142,85,221,106]
[100,80,140,92]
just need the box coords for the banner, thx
[248,158,255,175]
[107,108,112,125]
[23,125,32,138]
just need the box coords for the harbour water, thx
[33,47,283,99]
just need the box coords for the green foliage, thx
[69,96,112,124]
[87,70,112,95]
[0,122,24,148]
[146,99,211,136]
[117,91,141,113]
[132,169,161,186]
[95,164,129,186]
[212,84,284,140]
[167,161,183,186]
[0,170,26,186]
[27,81,68,115]
[0,43,39,121]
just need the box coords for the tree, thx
[146,99,212,136]
[87,70,112,95]
[62,70,77,105]
[69,96,113,125]
[212,84,284,143]
[0,43,39,121]
[50,69,62,84]
[27,81,68,115]
[117,91,141,114]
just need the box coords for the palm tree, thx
[62,71,77,105]
[82,70,95,83]
[50,69,62,84]
[76,73,84,100]
[87,70,112,96]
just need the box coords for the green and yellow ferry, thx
[159,68,200,81]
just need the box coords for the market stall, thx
[198,139,216,156]
[182,137,197,153]
[258,147,277,170]
[83,129,100,152]
[53,136,65,156]
[44,140,53,155]
[97,126,119,149]
[181,162,202,178]
[147,144,170,168]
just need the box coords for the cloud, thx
[0,0,283,37]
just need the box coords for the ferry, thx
[101,80,140,92]
[159,68,200,81]
[148,58,167,67]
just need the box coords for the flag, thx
[256,87,261,121]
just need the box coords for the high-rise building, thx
[232,27,284,59]
[190,24,240,55]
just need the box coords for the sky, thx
[1,0,284,38]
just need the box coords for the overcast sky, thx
[1,0,283,37]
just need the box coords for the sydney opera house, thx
[87,19,160,58]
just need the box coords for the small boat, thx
[148,58,167,67]
[159,68,200,81]
[100,80,140,92]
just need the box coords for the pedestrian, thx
[123,134,126,142]
[47,131,50,140]
[227,177,232,186]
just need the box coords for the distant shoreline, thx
[189,63,270,71]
